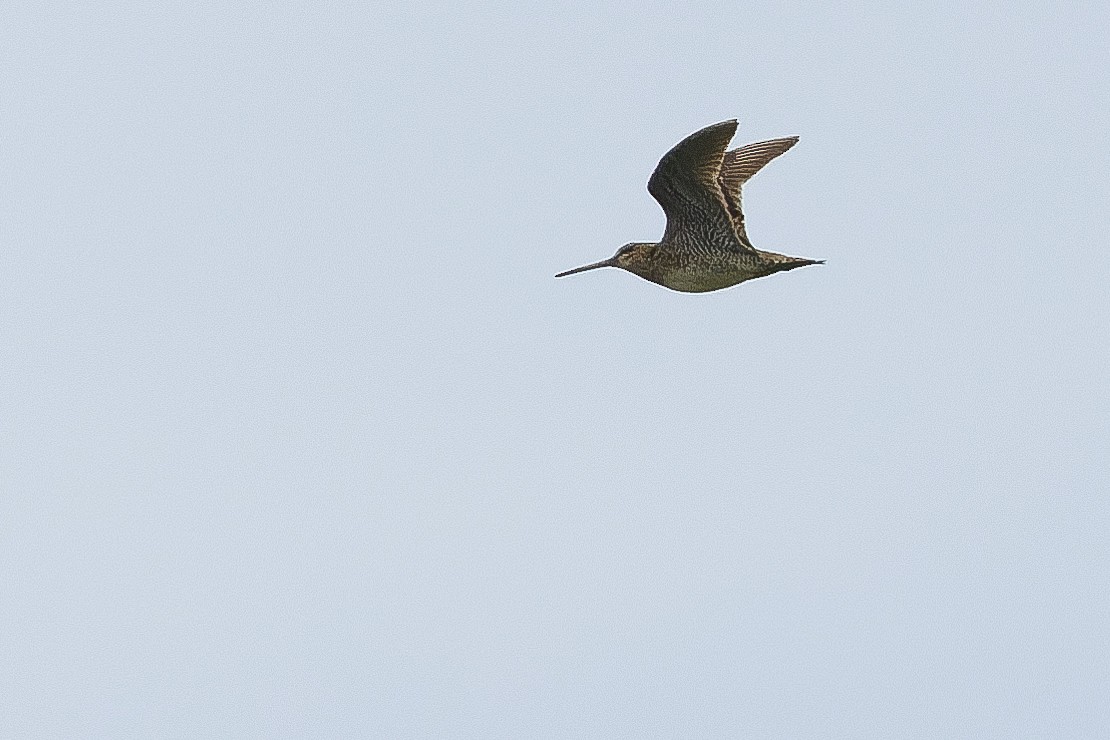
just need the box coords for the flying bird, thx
[556,119,822,293]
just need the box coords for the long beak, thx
[555,258,615,278]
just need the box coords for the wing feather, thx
[718,137,798,242]
[646,120,754,254]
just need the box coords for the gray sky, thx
[3,1,1109,737]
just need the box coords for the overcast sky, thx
[3,2,1109,737]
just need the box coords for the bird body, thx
[556,120,822,293]
[613,240,818,294]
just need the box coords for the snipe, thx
[556,119,822,293]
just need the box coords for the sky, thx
[2,1,1109,737]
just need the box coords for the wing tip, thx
[694,119,739,141]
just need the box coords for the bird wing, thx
[718,137,798,243]
[647,120,756,254]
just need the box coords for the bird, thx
[556,119,823,293]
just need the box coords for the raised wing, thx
[647,120,755,254]
[718,137,798,243]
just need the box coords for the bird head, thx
[555,242,656,280]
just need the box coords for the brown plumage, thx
[556,120,822,293]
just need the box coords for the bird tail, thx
[766,254,824,274]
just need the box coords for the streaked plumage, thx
[556,119,823,293]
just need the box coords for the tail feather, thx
[766,255,824,274]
